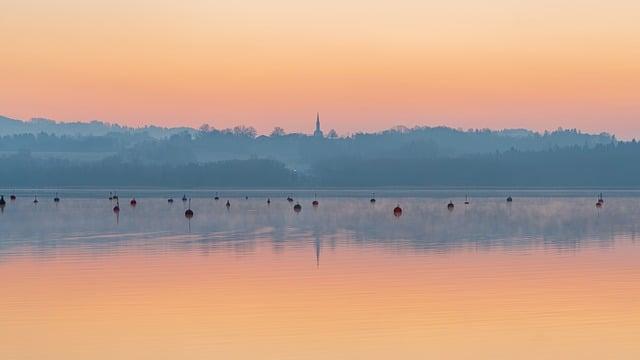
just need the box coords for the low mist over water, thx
[1,192,639,358]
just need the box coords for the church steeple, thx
[314,112,323,137]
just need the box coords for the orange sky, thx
[1,0,639,137]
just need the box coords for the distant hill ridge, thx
[0,114,617,168]
[0,115,194,138]
[0,114,615,142]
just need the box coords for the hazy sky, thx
[1,0,639,137]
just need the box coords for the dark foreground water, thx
[1,191,639,359]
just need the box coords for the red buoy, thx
[393,205,402,217]
[113,201,120,213]
[185,199,194,218]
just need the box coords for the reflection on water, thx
[1,195,639,359]
[1,196,639,254]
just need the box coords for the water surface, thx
[1,193,639,359]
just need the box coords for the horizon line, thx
[0,113,619,139]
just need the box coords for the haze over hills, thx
[0,114,616,160]
[0,115,195,138]
[2,113,636,188]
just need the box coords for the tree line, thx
[2,141,640,187]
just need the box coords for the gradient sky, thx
[1,0,639,137]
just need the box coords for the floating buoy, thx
[447,201,454,210]
[293,203,302,213]
[506,196,513,203]
[113,201,120,213]
[287,196,294,203]
[393,205,402,217]
[54,192,60,203]
[226,200,231,208]
[185,199,194,218]
[312,193,319,207]
[130,198,137,206]
[168,197,174,203]
[370,192,376,203]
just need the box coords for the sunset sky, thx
[1,0,639,137]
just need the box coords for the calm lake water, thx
[1,190,639,359]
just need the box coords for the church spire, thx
[314,112,323,137]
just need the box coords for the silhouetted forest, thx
[310,142,640,187]
[0,154,298,187]
[0,115,615,165]
[2,114,637,187]
[2,141,640,187]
